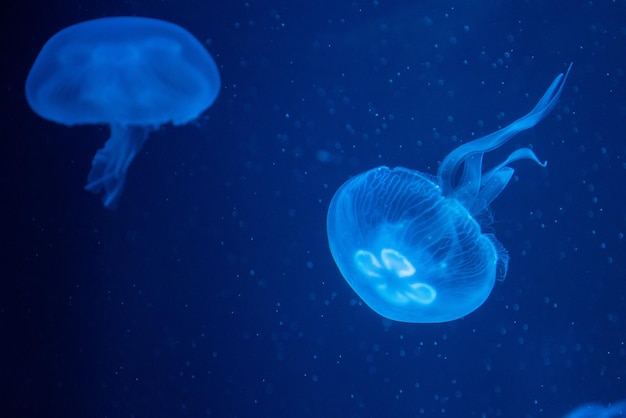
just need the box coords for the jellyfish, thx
[562,400,626,418]
[327,64,572,323]
[25,16,221,208]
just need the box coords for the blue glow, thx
[562,400,626,418]
[25,17,221,208]
[327,64,572,323]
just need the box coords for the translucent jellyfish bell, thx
[25,16,221,208]
[327,64,572,323]
[562,400,626,418]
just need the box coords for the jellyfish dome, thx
[25,16,221,208]
[327,64,572,323]
[562,400,626,418]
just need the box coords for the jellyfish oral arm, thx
[464,147,547,214]
[437,63,573,214]
[84,124,150,208]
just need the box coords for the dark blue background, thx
[2,0,625,417]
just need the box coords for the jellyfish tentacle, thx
[84,124,149,208]
[463,147,547,214]
[438,62,572,198]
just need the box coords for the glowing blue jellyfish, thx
[327,64,572,323]
[25,17,221,208]
[562,400,626,418]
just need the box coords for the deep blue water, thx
[3,0,625,417]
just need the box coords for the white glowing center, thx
[354,248,437,305]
